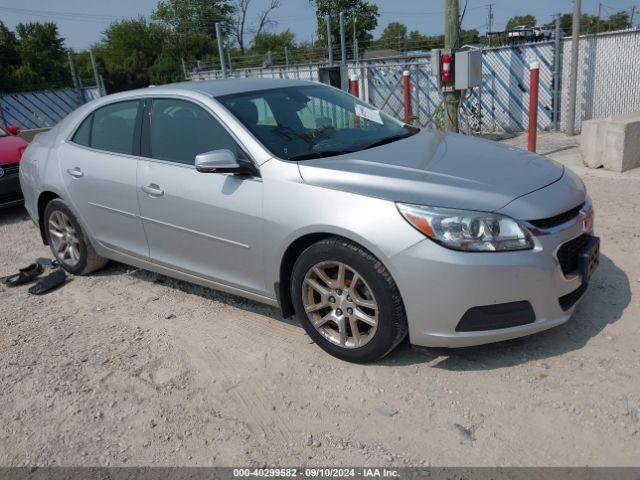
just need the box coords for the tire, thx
[43,199,108,275]
[291,236,407,363]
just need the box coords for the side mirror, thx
[6,125,20,136]
[195,149,241,173]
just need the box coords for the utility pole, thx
[67,49,83,103]
[215,23,227,79]
[631,6,636,27]
[89,49,103,97]
[566,0,581,136]
[326,14,334,66]
[339,12,346,66]
[596,3,602,34]
[444,0,460,132]
[487,4,494,47]
[285,46,290,66]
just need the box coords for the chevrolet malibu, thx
[19,79,599,363]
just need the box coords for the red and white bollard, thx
[403,70,412,124]
[349,74,359,99]
[528,62,540,153]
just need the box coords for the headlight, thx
[397,203,534,252]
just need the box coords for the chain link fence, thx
[560,29,640,132]
[191,29,640,135]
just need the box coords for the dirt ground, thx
[1,132,639,467]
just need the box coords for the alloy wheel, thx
[302,261,379,348]
[48,210,81,267]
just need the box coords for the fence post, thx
[349,74,359,98]
[566,0,581,135]
[553,14,562,131]
[89,49,103,97]
[215,23,227,79]
[326,15,334,66]
[339,12,346,66]
[67,49,83,103]
[528,62,540,152]
[403,70,412,124]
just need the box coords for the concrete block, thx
[580,112,640,172]
[580,119,605,169]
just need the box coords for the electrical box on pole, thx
[318,66,349,91]
[432,48,482,92]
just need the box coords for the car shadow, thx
[0,204,29,226]
[96,261,290,324]
[379,254,631,370]
[92,253,629,370]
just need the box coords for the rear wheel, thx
[291,237,407,363]
[44,199,108,275]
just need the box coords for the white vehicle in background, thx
[507,26,551,42]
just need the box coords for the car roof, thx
[149,78,317,98]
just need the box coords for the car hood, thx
[297,129,565,213]
[0,135,28,166]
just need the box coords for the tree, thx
[311,0,379,52]
[231,0,281,55]
[506,14,536,31]
[152,0,234,36]
[543,11,628,35]
[251,30,294,53]
[97,18,168,92]
[408,30,443,50]
[151,0,234,81]
[378,22,407,50]
[12,22,69,91]
[601,11,631,32]
[0,21,20,92]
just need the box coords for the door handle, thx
[141,184,164,197]
[66,167,83,178]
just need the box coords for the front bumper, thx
[390,207,596,348]
[0,167,23,208]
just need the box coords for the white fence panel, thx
[561,29,640,131]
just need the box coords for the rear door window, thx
[90,100,141,155]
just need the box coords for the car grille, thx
[529,202,584,229]
[557,234,590,276]
[1,163,20,175]
[559,283,588,311]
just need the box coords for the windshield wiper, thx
[359,129,419,151]
[289,149,356,161]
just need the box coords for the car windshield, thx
[218,85,419,161]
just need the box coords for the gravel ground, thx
[1,132,639,467]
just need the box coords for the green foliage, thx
[251,30,295,55]
[152,0,234,35]
[311,0,379,48]
[543,11,631,35]
[506,15,536,31]
[377,22,408,50]
[0,21,20,91]
[0,21,69,93]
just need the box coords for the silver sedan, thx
[19,79,599,362]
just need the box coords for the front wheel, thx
[291,237,407,363]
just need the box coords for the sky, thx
[0,0,637,50]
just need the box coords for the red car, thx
[0,124,28,209]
